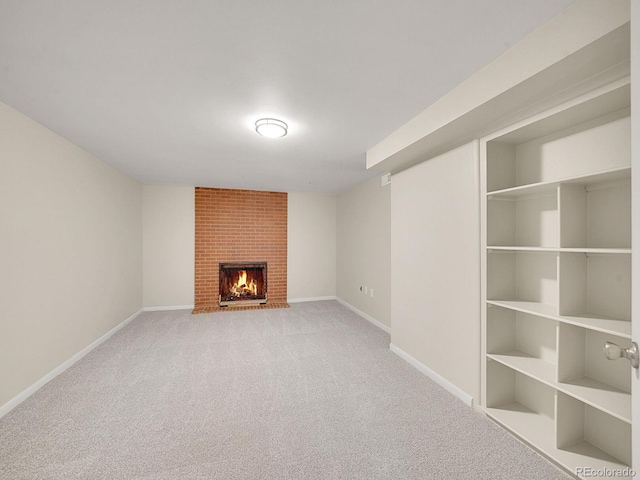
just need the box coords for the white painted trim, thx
[631,0,639,468]
[287,296,336,304]
[390,343,474,407]
[142,305,194,312]
[0,308,143,419]
[335,297,391,334]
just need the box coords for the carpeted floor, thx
[0,301,568,479]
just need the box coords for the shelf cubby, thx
[487,299,631,340]
[486,363,632,479]
[486,109,630,193]
[559,252,631,323]
[556,394,631,473]
[487,305,556,375]
[487,190,558,247]
[485,360,556,450]
[557,324,631,423]
[487,250,557,308]
[559,172,631,249]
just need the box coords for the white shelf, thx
[488,350,630,424]
[487,167,630,198]
[488,246,558,252]
[561,313,631,339]
[488,180,558,198]
[488,351,555,385]
[487,300,631,338]
[486,402,555,452]
[488,246,630,254]
[488,299,557,317]
[559,248,631,254]
[555,442,632,480]
[560,377,630,424]
[487,405,631,479]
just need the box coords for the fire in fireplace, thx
[219,262,267,307]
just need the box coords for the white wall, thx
[143,186,195,308]
[336,176,391,328]
[0,101,142,409]
[391,142,480,402]
[287,193,336,301]
[140,189,338,307]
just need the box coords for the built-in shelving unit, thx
[481,81,632,479]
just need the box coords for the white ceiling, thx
[0,0,574,193]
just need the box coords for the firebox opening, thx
[219,262,267,307]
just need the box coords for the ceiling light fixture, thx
[255,118,288,138]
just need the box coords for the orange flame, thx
[230,270,257,297]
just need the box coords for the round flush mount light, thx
[255,118,288,138]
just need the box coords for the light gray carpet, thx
[0,301,568,479]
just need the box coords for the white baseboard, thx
[143,305,194,312]
[389,343,473,407]
[335,297,391,334]
[0,308,143,420]
[287,296,336,304]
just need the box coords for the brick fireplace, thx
[193,187,288,313]
[219,262,267,306]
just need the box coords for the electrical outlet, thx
[364,286,368,295]
[370,289,374,298]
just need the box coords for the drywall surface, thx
[0,101,142,408]
[391,142,480,401]
[288,193,336,301]
[143,186,195,307]
[337,176,391,327]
